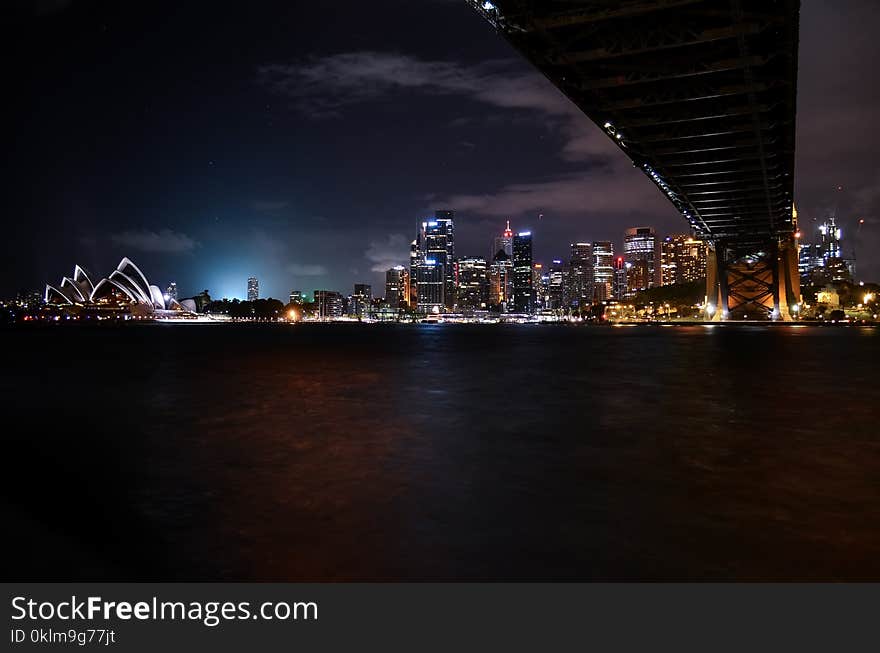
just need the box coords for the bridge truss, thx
[471,0,801,319]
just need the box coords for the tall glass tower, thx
[592,241,614,301]
[513,231,534,314]
[423,210,456,310]
[492,220,514,259]
[247,276,259,301]
[623,227,657,289]
[568,242,593,308]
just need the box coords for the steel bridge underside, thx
[472,0,801,319]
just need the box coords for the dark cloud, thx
[365,233,410,272]
[110,229,199,254]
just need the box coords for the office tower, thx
[623,227,657,289]
[798,242,823,284]
[818,216,853,281]
[289,290,303,304]
[799,217,853,284]
[626,259,651,296]
[385,266,409,310]
[568,242,593,308]
[513,231,534,314]
[409,236,421,306]
[660,235,708,285]
[165,282,178,301]
[548,259,565,309]
[532,263,548,311]
[592,241,614,301]
[818,216,843,261]
[455,257,489,312]
[424,210,456,310]
[247,276,259,301]
[492,220,514,259]
[612,257,628,300]
[488,249,514,313]
[414,259,445,314]
[314,290,343,319]
[351,284,372,318]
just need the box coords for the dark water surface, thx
[2,323,879,580]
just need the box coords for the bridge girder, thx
[471,0,799,253]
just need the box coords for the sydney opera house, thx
[45,257,196,316]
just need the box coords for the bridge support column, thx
[705,245,725,321]
[705,236,800,321]
[776,234,801,321]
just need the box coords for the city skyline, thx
[5,0,879,301]
[178,211,867,305]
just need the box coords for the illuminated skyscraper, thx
[289,290,303,304]
[513,232,534,314]
[314,290,343,319]
[247,276,259,301]
[488,249,514,313]
[532,263,549,311]
[798,242,823,284]
[660,235,707,285]
[414,259,445,314]
[592,241,614,301]
[627,259,651,296]
[409,236,421,306]
[492,220,514,259]
[623,227,657,289]
[568,242,593,308]
[424,210,456,310]
[612,257,628,300]
[385,266,409,310]
[351,284,372,318]
[799,216,853,284]
[455,257,489,312]
[548,259,565,310]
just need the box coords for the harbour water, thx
[2,323,879,580]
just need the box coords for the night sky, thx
[6,0,879,300]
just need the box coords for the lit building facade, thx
[455,257,489,312]
[289,290,303,304]
[660,235,707,285]
[513,232,534,314]
[488,250,514,313]
[385,266,409,310]
[568,242,593,308]
[799,216,854,284]
[424,210,456,310]
[409,236,421,306]
[532,263,549,311]
[351,284,372,317]
[414,259,445,314]
[627,259,651,296]
[314,290,343,319]
[612,257,628,300]
[623,227,657,289]
[548,259,565,310]
[247,276,259,301]
[492,220,514,259]
[592,241,614,301]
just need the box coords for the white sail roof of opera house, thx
[45,257,187,312]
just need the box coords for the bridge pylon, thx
[706,235,800,321]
